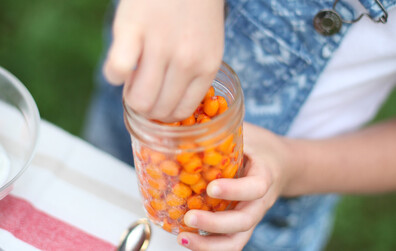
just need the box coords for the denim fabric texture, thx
[359,0,396,19]
[223,0,354,135]
[84,0,396,250]
[223,1,353,249]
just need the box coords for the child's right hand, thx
[176,122,295,250]
[104,0,225,122]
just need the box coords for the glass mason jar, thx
[124,62,244,235]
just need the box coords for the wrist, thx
[278,137,309,197]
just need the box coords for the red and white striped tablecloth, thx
[0,121,186,251]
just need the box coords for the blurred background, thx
[1,1,395,250]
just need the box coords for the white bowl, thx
[0,67,40,200]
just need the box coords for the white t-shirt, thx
[288,5,396,139]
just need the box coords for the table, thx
[0,120,187,251]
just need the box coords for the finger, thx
[207,175,270,201]
[104,2,142,85]
[177,227,253,251]
[183,192,276,235]
[147,63,195,121]
[104,31,142,85]
[183,205,257,234]
[123,43,168,114]
[122,70,138,101]
[170,75,213,121]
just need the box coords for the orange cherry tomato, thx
[172,182,193,199]
[203,96,219,117]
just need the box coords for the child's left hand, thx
[176,122,295,250]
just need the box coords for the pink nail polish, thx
[181,238,189,246]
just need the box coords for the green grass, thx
[1,1,396,250]
[326,194,396,251]
[0,0,108,135]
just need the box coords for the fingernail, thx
[209,184,221,197]
[181,238,189,246]
[185,213,197,227]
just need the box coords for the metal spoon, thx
[117,218,152,251]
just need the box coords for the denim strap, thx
[224,0,355,135]
[359,0,396,19]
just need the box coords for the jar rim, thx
[123,61,243,135]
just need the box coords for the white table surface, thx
[0,119,187,251]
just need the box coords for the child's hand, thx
[177,122,294,250]
[104,0,225,122]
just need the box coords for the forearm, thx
[283,118,396,196]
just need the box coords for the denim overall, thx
[84,0,396,250]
